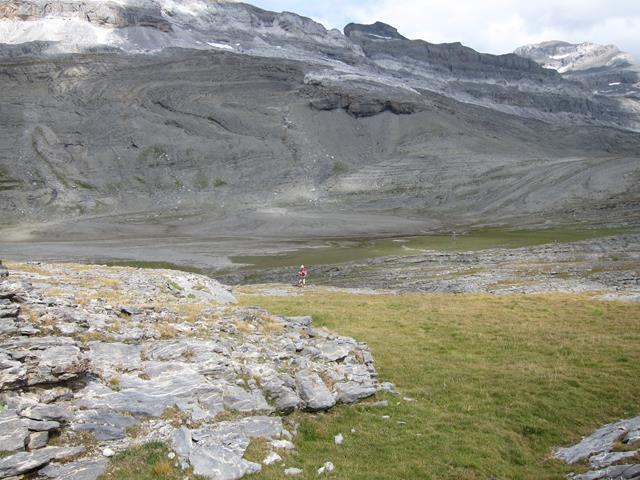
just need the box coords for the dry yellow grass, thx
[235,319,255,334]
[156,323,180,339]
[150,460,173,476]
[175,302,205,322]
[6,262,50,276]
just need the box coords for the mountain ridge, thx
[0,1,639,241]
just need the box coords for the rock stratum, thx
[0,262,383,479]
[0,1,639,241]
[554,416,640,480]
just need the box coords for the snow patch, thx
[206,41,233,50]
[0,18,117,50]
[368,33,392,40]
[550,53,571,60]
[157,0,209,17]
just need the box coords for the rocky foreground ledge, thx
[555,416,640,480]
[0,262,383,479]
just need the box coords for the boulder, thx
[19,404,71,423]
[189,444,261,480]
[295,371,335,411]
[27,431,49,449]
[315,341,352,362]
[21,418,61,432]
[222,384,272,413]
[334,381,376,404]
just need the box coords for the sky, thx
[249,0,640,62]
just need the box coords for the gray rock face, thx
[0,446,84,477]
[590,451,640,469]
[189,445,261,480]
[21,418,61,432]
[20,403,71,422]
[295,371,335,411]
[556,416,640,480]
[571,464,640,480]
[173,417,283,480]
[0,410,29,452]
[334,381,376,404]
[346,21,553,80]
[222,384,272,414]
[0,337,89,390]
[0,302,19,319]
[88,342,142,378]
[515,41,640,100]
[39,458,108,480]
[249,365,300,413]
[0,0,172,32]
[72,409,137,441]
[555,416,640,464]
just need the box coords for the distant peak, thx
[343,21,406,41]
[515,40,634,73]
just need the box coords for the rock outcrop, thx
[0,262,382,479]
[515,41,640,102]
[555,416,640,479]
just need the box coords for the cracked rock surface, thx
[555,416,640,479]
[0,262,380,480]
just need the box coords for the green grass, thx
[230,227,631,270]
[98,442,202,480]
[237,291,640,480]
[86,259,204,274]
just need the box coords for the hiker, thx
[297,264,308,287]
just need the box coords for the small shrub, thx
[213,177,227,187]
[108,376,121,392]
[332,161,349,175]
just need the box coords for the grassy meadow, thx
[230,227,629,270]
[232,291,640,480]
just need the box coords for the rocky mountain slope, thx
[0,1,639,241]
[0,262,383,479]
[516,40,640,100]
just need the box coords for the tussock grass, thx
[235,319,256,334]
[175,303,206,322]
[157,323,180,339]
[239,291,640,480]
